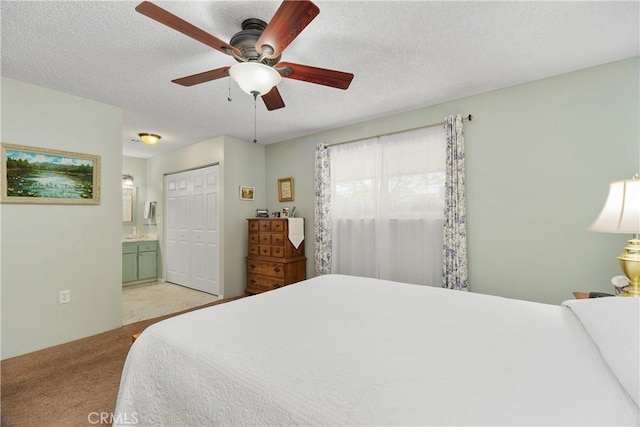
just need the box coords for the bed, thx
[114,274,639,426]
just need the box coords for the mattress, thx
[114,274,639,426]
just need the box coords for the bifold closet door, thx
[164,165,220,295]
[190,166,220,295]
[165,171,190,287]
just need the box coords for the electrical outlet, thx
[59,290,71,304]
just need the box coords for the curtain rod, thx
[324,114,473,149]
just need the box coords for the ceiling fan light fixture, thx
[138,133,161,145]
[229,62,281,96]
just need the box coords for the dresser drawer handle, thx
[250,279,256,284]
[273,267,281,273]
[274,283,281,288]
[249,264,256,269]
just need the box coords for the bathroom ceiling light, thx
[138,133,161,145]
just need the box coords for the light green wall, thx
[265,57,640,305]
[1,77,123,359]
[145,135,265,298]
[222,136,266,297]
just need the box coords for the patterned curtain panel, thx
[314,143,332,275]
[443,115,469,291]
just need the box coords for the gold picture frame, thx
[240,185,254,201]
[278,177,294,202]
[1,143,101,205]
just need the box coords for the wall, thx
[265,57,640,305]
[145,135,264,298]
[1,77,123,359]
[222,136,266,297]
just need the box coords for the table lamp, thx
[589,173,640,297]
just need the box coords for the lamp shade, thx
[139,133,161,145]
[589,174,640,233]
[229,62,281,96]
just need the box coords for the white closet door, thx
[190,166,220,295]
[164,165,220,295]
[165,172,191,286]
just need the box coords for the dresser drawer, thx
[246,274,284,293]
[271,233,285,246]
[248,233,259,244]
[246,259,285,278]
[258,220,271,231]
[259,245,271,256]
[248,244,259,256]
[270,246,284,258]
[271,220,284,232]
[259,234,271,245]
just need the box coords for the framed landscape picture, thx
[239,185,254,201]
[1,143,101,205]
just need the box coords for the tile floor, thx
[122,281,220,325]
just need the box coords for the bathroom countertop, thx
[122,234,158,243]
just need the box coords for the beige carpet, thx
[1,296,242,427]
[122,281,220,325]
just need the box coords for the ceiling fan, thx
[135,0,354,111]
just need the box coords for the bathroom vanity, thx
[122,239,158,285]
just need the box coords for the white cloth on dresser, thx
[287,217,304,248]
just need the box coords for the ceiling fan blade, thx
[172,67,230,87]
[256,0,320,60]
[262,86,286,111]
[278,62,354,90]
[135,1,240,56]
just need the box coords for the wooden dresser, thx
[245,218,306,295]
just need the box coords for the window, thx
[330,125,445,285]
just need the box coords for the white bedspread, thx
[115,274,640,426]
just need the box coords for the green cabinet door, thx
[138,250,157,280]
[122,252,138,283]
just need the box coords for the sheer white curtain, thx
[329,126,446,286]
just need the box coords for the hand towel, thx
[143,201,151,219]
[288,218,304,249]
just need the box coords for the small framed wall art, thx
[1,143,101,205]
[278,177,294,202]
[239,185,254,201]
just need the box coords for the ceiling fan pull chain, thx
[252,91,258,143]
[227,77,232,102]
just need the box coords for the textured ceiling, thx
[2,1,638,159]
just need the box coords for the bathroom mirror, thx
[122,188,134,222]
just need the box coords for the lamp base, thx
[617,239,640,298]
[621,283,640,297]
